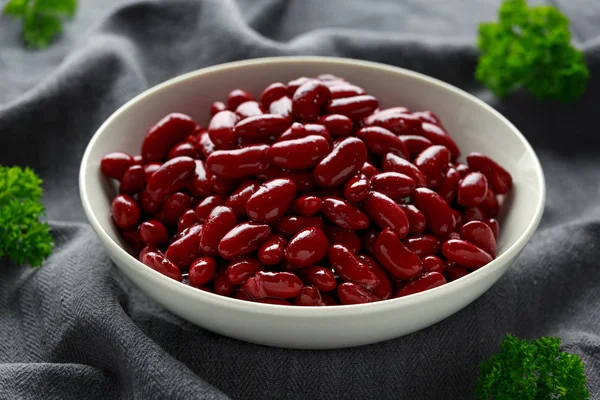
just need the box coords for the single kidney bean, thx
[120,165,145,194]
[141,252,182,281]
[111,194,140,229]
[260,82,288,108]
[218,222,271,260]
[206,145,270,178]
[399,135,433,157]
[142,156,195,213]
[455,163,470,177]
[363,191,410,239]
[375,228,422,280]
[235,114,291,139]
[269,96,293,119]
[122,227,144,250]
[139,245,160,261]
[199,206,237,256]
[300,266,337,292]
[444,263,469,281]
[224,181,260,217]
[329,244,379,290]
[246,178,297,223]
[268,135,329,170]
[399,204,427,235]
[325,95,379,120]
[164,224,203,269]
[139,220,168,246]
[292,80,331,122]
[208,110,238,150]
[437,167,461,204]
[291,195,322,216]
[214,269,237,296]
[395,272,446,298]
[421,255,445,274]
[227,89,255,110]
[141,113,196,162]
[328,83,366,99]
[414,145,452,189]
[343,173,370,203]
[337,282,380,304]
[295,286,326,306]
[403,234,440,257]
[210,174,239,195]
[317,114,353,137]
[236,101,264,119]
[194,195,227,222]
[274,215,325,237]
[195,131,216,158]
[168,141,197,160]
[360,162,379,179]
[370,172,415,200]
[356,126,410,159]
[314,137,367,188]
[442,239,493,270]
[158,192,191,226]
[361,228,379,257]
[284,226,329,268]
[225,257,264,284]
[357,254,393,299]
[480,188,500,218]
[187,160,213,197]
[466,152,512,195]
[257,234,287,265]
[143,162,161,181]
[419,122,460,162]
[364,111,422,135]
[457,172,488,207]
[460,221,497,257]
[177,209,198,233]
[277,123,332,143]
[382,153,427,187]
[463,206,488,222]
[412,188,454,236]
[321,197,370,230]
[485,218,500,240]
[210,101,227,116]
[242,271,303,299]
[101,152,134,180]
[324,225,362,254]
[189,257,218,286]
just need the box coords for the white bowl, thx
[79,56,545,349]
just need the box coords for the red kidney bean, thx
[395,272,446,298]
[236,101,264,119]
[242,271,303,299]
[328,244,379,290]
[370,172,415,200]
[222,181,259,217]
[480,188,500,218]
[206,145,270,179]
[177,209,198,233]
[139,220,168,246]
[195,131,216,158]
[337,282,380,304]
[260,82,288,108]
[123,227,144,250]
[356,126,410,159]
[284,227,329,268]
[101,152,134,180]
[143,162,161,181]
[299,266,337,292]
[455,163,470,177]
[164,224,203,269]
[142,113,196,162]
[457,172,488,207]
[189,257,218,286]
[256,168,316,192]
[257,234,287,265]
[187,160,213,197]
[194,195,226,223]
[413,110,441,125]
[328,83,365,99]
[485,218,500,240]
[292,80,331,122]
[452,209,463,231]
[291,195,322,216]
[419,122,460,162]
[287,77,312,95]
[274,215,325,237]
[445,231,462,241]
[277,123,332,143]
[403,234,440,257]
[199,206,237,256]
[317,114,353,137]
[314,137,367,188]
[120,165,145,194]
[399,135,433,157]
[139,245,160,261]
[421,255,445,274]
[210,174,239,195]
[208,111,238,150]
[437,167,460,204]
[399,204,427,235]
[268,135,329,170]
[414,145,452,189]
[357,254,393,299]
[382,153,427,187]
[210,101,227,116]
[375,228,423,280]
[444,263,469,281]
[412,188,454,236]
[442,239,493,270]
[142,156,195,213]
[235,114,291,139]
[214,269,236,296]
[363,191,410,239]
[460,221,497,257]
[325,95,379,120]
[466,153,512,194]
[227,89,254,110]
[295,286,326,306]
[269,96,293,119]
[360,162,379,179]
[218,222,271,260]
[225,257,264,284]
[463,206,488,222]
[324,226,362,254]
[111,194,140,229]
[168,141,197,160]
[321,197,370,230]
[364,111,422,135]
[246,178,296,223]
[158,192,191,226]
[141,251,182,281]
[361,229,379,257]
[343,173,370,203]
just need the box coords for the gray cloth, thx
[1,0,599,399]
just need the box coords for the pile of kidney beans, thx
[101,74,513,306]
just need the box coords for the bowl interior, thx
[82,57,544,277]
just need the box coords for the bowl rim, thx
[79,55,546,317]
